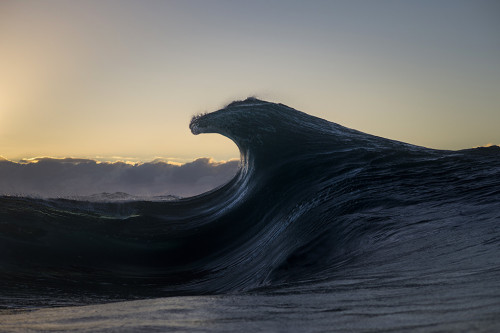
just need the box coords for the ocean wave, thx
[1,98,499,309]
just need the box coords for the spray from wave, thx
[0,157,238,198]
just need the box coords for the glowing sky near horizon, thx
[1,0,499,162]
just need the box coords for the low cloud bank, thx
[0,157,239,198]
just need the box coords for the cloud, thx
[472,143,499,149]
[0,157,239,198]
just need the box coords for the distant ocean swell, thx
[1,98,499,311]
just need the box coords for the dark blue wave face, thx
[1,98,500,307]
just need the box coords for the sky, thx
[1,0,499,163]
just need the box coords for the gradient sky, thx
[1,0,499,162]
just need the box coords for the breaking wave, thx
[1,98,499,309]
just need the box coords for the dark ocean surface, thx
[1,99,499,331]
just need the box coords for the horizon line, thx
[0,155,240,166]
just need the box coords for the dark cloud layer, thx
[0,157,239,198]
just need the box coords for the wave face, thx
[1,98,500,309]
